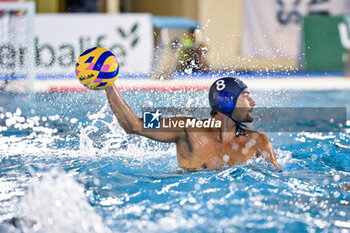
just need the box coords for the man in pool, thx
[105,77,281,171]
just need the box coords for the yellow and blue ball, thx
[75,47,119,90]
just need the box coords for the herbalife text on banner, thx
[0,13,153,76]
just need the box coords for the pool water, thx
[0,89,349,232]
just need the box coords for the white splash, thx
[21,169,111,233]
[302,132,336,140]
[78,103,177,168]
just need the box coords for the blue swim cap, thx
[209,77,247,117]
[209,77,248,136]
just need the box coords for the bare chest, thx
[176,132,258,169]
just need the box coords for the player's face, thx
[232,88,256,122]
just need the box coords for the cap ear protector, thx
[217,92,234,113]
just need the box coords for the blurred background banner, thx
[3,0,350,81]
[302,15,347,72]
[242,0,350,60]
[34,13,153,76]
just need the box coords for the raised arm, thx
[105,84,185,142]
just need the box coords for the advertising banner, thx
[0,13,153,77]
[242,0,350,61]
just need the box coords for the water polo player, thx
[105,77,280,171]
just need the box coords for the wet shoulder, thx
[246,130,270,143]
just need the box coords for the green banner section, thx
[302,15,349,72]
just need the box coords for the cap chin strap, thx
[228,116,247,137]
[215,108,248,137]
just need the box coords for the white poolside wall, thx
[2,77,350,92]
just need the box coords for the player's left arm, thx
[257,133,281,171]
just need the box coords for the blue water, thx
[0,89,349,232]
